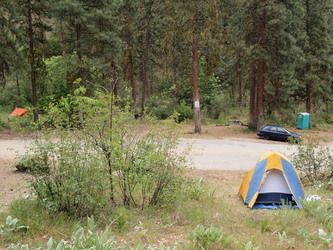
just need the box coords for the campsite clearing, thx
[0,123,332,211]
[0,125,333,248]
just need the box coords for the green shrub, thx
[156,177,204,209]
[0,119,10,131]
[187,224,233,249]
[29,136,109,217]
[28,90,195,217]
[14,154,48,173]
[172,102,193,123]
[148,96,176,120]
[208,94,232,120]
[290,137,333,184]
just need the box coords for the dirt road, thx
[0,139,33,212]
[0,139,33,159]
[185,138,298,170]
[0,138,298,170]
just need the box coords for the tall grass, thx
[0,199,79,246]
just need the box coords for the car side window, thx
[269,127,277,132]
[277,127,287,133]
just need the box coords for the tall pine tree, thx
[16,0,51,121]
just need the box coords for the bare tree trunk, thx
[256,58,265,129]
[140,0,154,117]
[305,0,312,113]
[256,0,266,129]
[192,37,201,133]
[75,23,84,127]
[238,80,242,106]
[193,0,201,133]
[129,51,139,118]
[27,1,38,121]
[306,84,311,113]
[16,73,21,97]
[249,64,257,129]
[141,32,149,116]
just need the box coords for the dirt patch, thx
[2,123,333,143]
[0,159,30,212]
[180,123,333,145]
[0,129,36,140]
[179,124,256,140]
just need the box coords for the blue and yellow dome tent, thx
[239,152,305,208]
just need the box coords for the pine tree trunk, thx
[193,37,201,133]
[305,0,312,113]
[257,57,265,129]
[249,64,257,129]
[140,2,154,117]
[141,32,149,116]
[238,80,242,106]
[193,0,201,133]
[109,60,118,105]
[75,23,84,126]
[16,73,21,97]
[256,0,266,129]
[306,83,311,113]
[129,51,139,118]
[27,1,38,122]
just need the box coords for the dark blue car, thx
[257,125,302,142]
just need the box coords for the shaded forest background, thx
[1,0,333,130]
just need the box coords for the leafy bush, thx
[27,134,112,217]
[187,224,233,249]
[147,96,176,120]
[290,137,333,184]
[0,117,10,131]
[14,154,48,173]
[172,102,193,123]
[28,90,195,217]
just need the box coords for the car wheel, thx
[263,134,269,140]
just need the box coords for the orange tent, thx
[10,108,28,117]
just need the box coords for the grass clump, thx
[187,224,233,249]
[0,199,79,247]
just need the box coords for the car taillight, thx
[258,130,262,132]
